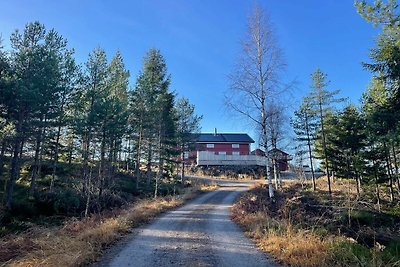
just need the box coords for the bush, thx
[332,239,400,266]
[54,189,83,214]
[381,240,400,265]
[11,198,38,218]
[332,240,372,266]
[339,210,398,228]
[98,191,126,210]
[35,189,83,216]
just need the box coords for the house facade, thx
[184,131,291,168]
[194,133,254,156]
[185,132,267,166]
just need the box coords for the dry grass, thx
[233,210,333,267]
[232,180,400,267]
[258,230,332,267]
[1,184,214,267]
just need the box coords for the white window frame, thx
[218,151,227,155]
[206,144,214,148]
[183,152,189,159]
[232,144,240,148]
[232,151,240,156]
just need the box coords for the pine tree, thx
[309,68,345,195]
[291,96,318,190]
[175,97,202,181]
[3,22,73,207]
[71,47,108,216]
[97,50,129,197]
[329,105,366,196]
[129,49,175,197]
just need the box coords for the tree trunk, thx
[126,138,130,171]
[181,162,185,183]
[146,143,152,189]
[273,158,278,190]
[319,100,331,194]
[180,143,185,182]
[98,129,106,198]
[391,143,400,192]
[4,113,23,210]
[135,130,142,191]
[82,131,91,194]
[19,134,24,159]
[384,143,395,202]
[355,172,361,198]
[30,118,46,196]
[278,166,282,189]
[84,165,93,217]
[0,140,6,177]
[50,125,62,192]
[264,146,273,197]
[155,130,164,199]
[67,134,73,165]
[305,115,316,191]
[372,159,381,212]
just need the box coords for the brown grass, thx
[1,184,215,267]
[232,209,333,267]
[231,179,400,267]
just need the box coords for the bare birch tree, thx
[225,4,286,198]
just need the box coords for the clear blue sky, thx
[0,0,379,137]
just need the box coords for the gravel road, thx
[97,179,276,267]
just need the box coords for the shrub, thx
[54,189,83,214]
[381,240,400,265]
[35,189,83,216]
[11,198,38,218]
[331,240,372,266]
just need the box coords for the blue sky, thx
[0,1,379,138]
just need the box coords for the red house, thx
[194,132,254,155]
[184,132,256,166]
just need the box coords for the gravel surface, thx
[97,179,277,267]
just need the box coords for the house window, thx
[218,151,226,155]
[232,152,240,156]
[232,144,240,148]
[184,152,189,159]
[206,144,214,148]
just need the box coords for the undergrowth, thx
[231,180,400,267]
[0,181,216,266]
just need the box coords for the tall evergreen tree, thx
[175,97,202,181]
[3,22,73,207]
[97,50,129,197]
[329,105,366,196]
[309,68,345,195]
[71,47,108,216]
[291,96,318,190]
[129,49,175,197]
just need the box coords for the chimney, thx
[214,128,217,136]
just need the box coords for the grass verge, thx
[232,181,400,267]
[0,182,217,267]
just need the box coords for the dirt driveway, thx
[97,179,276,267]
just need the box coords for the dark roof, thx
[193,133,254,143]
[268,148,289,156]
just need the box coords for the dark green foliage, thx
[323,105,366,194]
[0,22,202,224]
[291,96,318,189]
[332,239,400,267]
[381,240,400,264]
[309,68,346,194]
[332,240,373,266]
